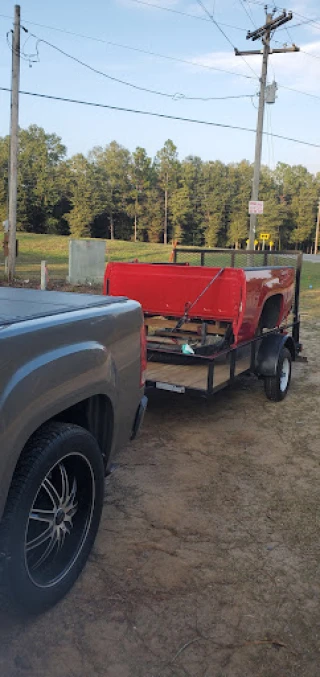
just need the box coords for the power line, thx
[106,42,258,80]
[238,0,257,29]
[0,8,248,34]
[0,14,259,82]
[196,0,243,49]
[0,15,262,84]
[6,3,319,41]
[284,23,294,44]
[3,12,320,103]
[24,32,253,102]
[279,84,320,101]
[125,0,247,32]
[281,13,320,32]
[195,0,259,78]
[2,5,320,33]
[281,17,320,32]
[269,106,276,169]
[299,48,320,61]
[0,85,319,148]
[127,1,320,35]
[245,1,320,32]
[273,38,320,64]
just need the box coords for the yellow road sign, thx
[246,239,259,246]
[259,233,271,241]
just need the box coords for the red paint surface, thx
[104,262,295,344]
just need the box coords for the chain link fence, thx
[173,247,303,314]
[173,246,303,271]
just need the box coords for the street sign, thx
[259,233,271,241]
[249,200,264,215]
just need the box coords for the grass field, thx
[0,233,172,280]
[0,232,319,290]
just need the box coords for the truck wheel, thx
[0,422,104,614]
[264,347,292,402]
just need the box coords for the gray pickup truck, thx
[0,287,147,614]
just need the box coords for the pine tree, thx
[66,154,99,238]
[90,141,131,240]
[155,140,179,244]
[129,147,152,241]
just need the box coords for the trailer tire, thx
[264,347,292,402]
[0,422,104,615]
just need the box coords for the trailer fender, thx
[255,333,296,377]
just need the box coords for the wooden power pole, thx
[235,10,299,251]
[8,4,21,281]
[315,199,320,255]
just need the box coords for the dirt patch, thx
[0,293,319,677]
[0,280,102,294]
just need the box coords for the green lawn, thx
[0,233,319,290]
[301,261,320,291]
[0,233,172,280]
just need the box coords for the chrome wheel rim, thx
[25,453,95,588]
[280,358,290,393]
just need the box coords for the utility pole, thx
[164,173,168,246]
[235,10,299,251]
[8,4,21,281]
[315,199,320,255]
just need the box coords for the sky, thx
[0,0,320,171]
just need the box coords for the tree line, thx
[0,124,319,250]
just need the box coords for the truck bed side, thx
[238,266,295,341]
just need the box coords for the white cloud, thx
[190,40,320,95]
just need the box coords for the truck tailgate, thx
[104,262,246,324]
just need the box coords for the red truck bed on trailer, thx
[104,262,295,344]
[104,253,302,401]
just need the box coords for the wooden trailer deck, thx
[146,353,251,393]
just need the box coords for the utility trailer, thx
[104,249,303,402]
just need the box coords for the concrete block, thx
[68,239,106,284]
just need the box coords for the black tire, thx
[0,422,104,615]
[264,347,292,402]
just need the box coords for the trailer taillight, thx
[140,324,147,387]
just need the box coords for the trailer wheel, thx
[264,347,292,402]
[0,422,104,615]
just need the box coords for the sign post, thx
[246,238,259,250]
[259,233,271,251]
